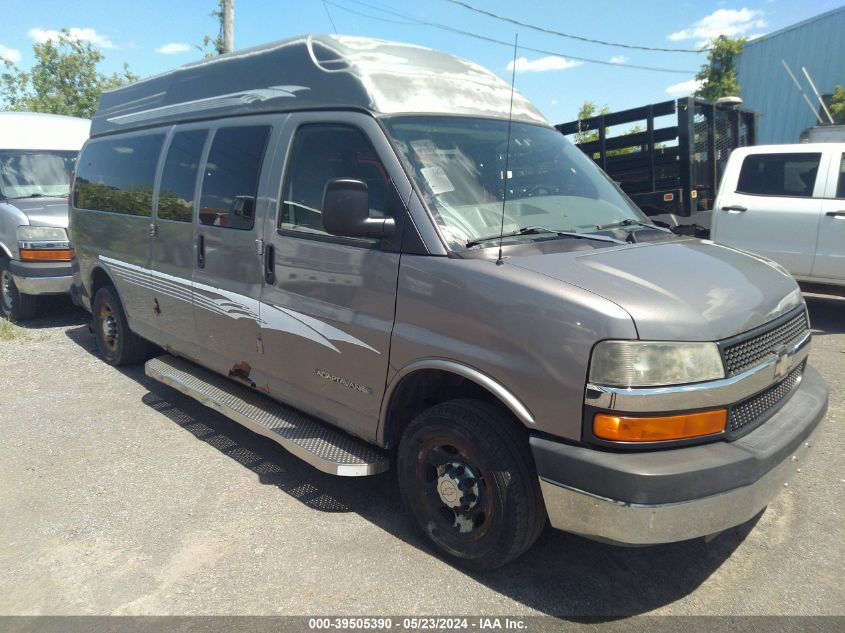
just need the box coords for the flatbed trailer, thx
[557,97,757,233]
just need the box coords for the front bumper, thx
[8,259,73,295]
[532,364,828,545]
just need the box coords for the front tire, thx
[92,286,149,365]
[0,262,39,321]
[397,399,546,571]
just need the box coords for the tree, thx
[694,35,746,101]
[573,101,643,156]
[196,1,227,58]
[830,85,845,125]
[0,30,137,118]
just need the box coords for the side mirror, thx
[322,178,395,239]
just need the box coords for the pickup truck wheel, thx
[92,286,149,366]
[397,399,546,571]
[0,264,39,321]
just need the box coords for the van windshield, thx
[0,150,78,199]
[383,117,648,250]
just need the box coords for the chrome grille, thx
[728,363,804,433]
[722,312,809,376]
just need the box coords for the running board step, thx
[145,355,389,476]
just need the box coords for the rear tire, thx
[397,399,546,571]
[92,286,149,365]
[0,262,40,321]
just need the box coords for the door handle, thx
[721,205,747,213]
[825,211,845,219]
[197,234,205,269]
[264,244,275,284]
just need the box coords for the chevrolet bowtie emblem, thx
[773,346,791,380]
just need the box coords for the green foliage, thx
[0,30,137,118]
[694,35,746,101]
[830,85,845,125]
[195,1,227,58]
[74,180,153,216]
[574,101,644,156]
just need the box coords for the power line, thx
[327,0,697,74]
[448,0,708,53]
[322,0,339,34]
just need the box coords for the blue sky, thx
[2,0,843,123]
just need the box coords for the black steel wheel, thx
[0,262,39,321]
[397,399,546,570]
[92,286,149,366]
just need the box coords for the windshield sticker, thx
[410,139,438,163]
[420,165,455,195]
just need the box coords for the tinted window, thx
[281,125,390,235]
[198,126,270,230]
[837,154,845,199]
[737,153,821,198]
[74,134,165,216]
[158,129,208,222]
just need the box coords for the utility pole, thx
[222,0,234,53]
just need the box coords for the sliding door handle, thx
[721,205,747,213]
[825,211,845,219]
[197,234,205,269]
[264,244,275,284]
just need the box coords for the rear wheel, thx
[0,262,39,321]
[92,286,149,365]
[397,399,546,570]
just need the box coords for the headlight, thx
[589,340,725,387]
[17,225,69,242]
[16,225,73,261]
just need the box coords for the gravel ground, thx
[0,293,842,618]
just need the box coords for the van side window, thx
[281,125,390,235]
[74,134,165,216]
[736,153,822,198]
[837,154,845,199]
[199,126,270,230]
[158,129,208,222]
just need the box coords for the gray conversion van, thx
[70,35,828,570]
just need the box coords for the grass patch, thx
[0,318,27,341]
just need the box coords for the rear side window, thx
[837,154,845,199]
[281,125,390,235]
[157,129,208,222]
[736,153,821,198]
[198,126,270,230]
[74,134,165,216]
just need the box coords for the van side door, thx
[151,126,209,355]
[257,112,409,442]
[192,120,275,380]
[713,150,825,276]
[813,150,845,282]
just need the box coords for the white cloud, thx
[28,27,115,49]
[0,44,21,64]
[668,9,766,46]
[156,42,190,55]
[609,55,627,64]
[665,78,705,97]
[506,55,583,73]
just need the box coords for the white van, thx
[712,143,845,288]
[0,112,90,320]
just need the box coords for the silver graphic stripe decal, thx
[99,256,379,355]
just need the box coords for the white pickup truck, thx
[712,143,845,288]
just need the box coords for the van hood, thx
[9,197,70,228]
[508,239,803,342]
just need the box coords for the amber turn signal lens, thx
[19,248,74,262]
[594,409,727,442]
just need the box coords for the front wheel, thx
[0,263,40,321]
[397,399,546,570]
[92,286,149,365]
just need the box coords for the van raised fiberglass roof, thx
[91,34,548,137]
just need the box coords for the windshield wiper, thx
[466,226,625,248]
[596,218,671,232]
